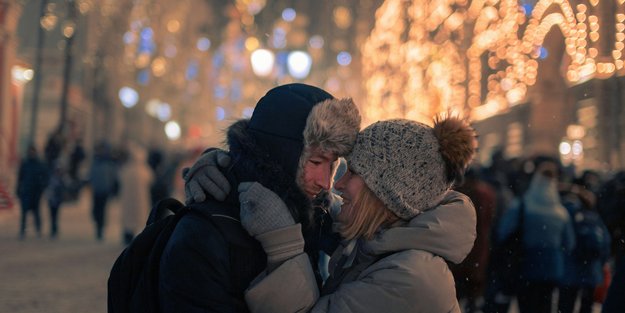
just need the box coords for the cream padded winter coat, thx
[245,191,477,313]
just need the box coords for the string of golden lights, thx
[362,0,625,125]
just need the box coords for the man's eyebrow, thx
[321,153,337,161]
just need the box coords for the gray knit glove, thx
[238,182,294,236]
[239,182,303,270]
[183,149,231,204]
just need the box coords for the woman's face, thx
[333,168,366,224]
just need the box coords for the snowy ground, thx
[0,190,124,313]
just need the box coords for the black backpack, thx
[107,198,189,313]
[107,198,247,313]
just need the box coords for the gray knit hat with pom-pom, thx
[346,117,477,220]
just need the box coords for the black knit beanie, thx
[248,83,334,179]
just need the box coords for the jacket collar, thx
[361,191,477,264]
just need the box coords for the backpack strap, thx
[188,201,259,248]
[145,203,191,312]
[147,198,187,226]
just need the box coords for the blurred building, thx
[361,0,625,171]
[1,0,624,194]
[0,1,23,196]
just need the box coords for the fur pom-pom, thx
[432,114,478,183]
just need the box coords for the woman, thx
[494,156,576,313]
[238,116,478,313]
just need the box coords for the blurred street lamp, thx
[165,121,181,141]
[250,49,275,77]
[118,86,139,108]
[287,50,312,79]
[252,48,313,81]
[11,66,34,84]
[156,102,171,122]
[560,138,584,165]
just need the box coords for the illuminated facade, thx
[361,0,625,170]
[8,0,624,171]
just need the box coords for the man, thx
[159,83,361,312]
[16,145,48,239]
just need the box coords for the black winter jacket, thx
[158,120,332,313]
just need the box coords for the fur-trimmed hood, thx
[222,95,361,231]
[298,98,361,177]
[223,96,361,228]
[303,98,361,156]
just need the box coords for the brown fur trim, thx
[303,98,361,154]
[296,98,361,187]
[432,114,478,183]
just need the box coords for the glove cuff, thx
[255,224,305,266]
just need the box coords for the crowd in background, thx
[13,132,625,313]
[15,130,196,243]
[451,149,624,313]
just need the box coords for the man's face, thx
[299,147,338,199]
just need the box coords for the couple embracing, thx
[161,83,477,313]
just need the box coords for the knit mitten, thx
[238,182,294,235]
[183,148,231,204]
[239,182,303,270]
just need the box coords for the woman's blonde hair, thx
[339,186,400,240]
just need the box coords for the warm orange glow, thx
[361,0,624,123]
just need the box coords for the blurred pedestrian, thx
[495,156,576,313]
[148,148,179,208]
[46,164,67,239]
[16,145,48,239]
[575,170,602,195]
[88,141,118,241]
[558,184,610,313]
[482,155,518,313]
[119,143,154,244]
[68,138,86,181]
[451,167,496,313]
[597,171,625,313]
[65,139,87,202]
[44,130,64,170]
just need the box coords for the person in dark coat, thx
[597,171,625,313]
[68,138,86,181]
[158,84,361,312]
[558,185,610,313]
[46,164,66,238]
[451,167,496,313]
[44,130,64,170]
[88,141,118,241]
[495,156,576,313]
[16,145,48,239]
